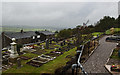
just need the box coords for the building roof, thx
[39,31,54,35]
[4,31,36,39]
[4,31,54,39]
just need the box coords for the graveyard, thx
[2,33,100,74]
[2,36,77,74]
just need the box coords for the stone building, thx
[2,30,55,48]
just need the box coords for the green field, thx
[2,27,45,32]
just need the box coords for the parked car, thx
[106,36,120,42]
[111,65,120,72]
[117,43,120,47]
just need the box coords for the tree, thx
[94,16,116,32]
[55,31,58,34]
[57,29,72,39]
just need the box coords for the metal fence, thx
[72,36,100,75]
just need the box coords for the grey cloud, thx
[2,2,118,30]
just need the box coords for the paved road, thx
[83,36,116,74]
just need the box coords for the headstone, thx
[42,45,44,50]
[73,40,76,45]
[59,48,61,50]
[56,38,58,43]
[2,55,9,65]
[60,42,63,46]
[63,40,66,45]
[49,40,52,44]
[46,39,49,49]
[54,48,57,50]
[68,43,71,47]
[9,38,18,58]
[17,58,22,69]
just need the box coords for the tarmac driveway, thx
[83,36,116,74]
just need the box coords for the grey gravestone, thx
[73,40,76,45]
[63,40,66,45]
[2,57,9,65]
[56,38,58,43]
[17,58,22,69]
[68,43,71,47]
[60,42,64,46]
[49,40,52,44]
[46,39,49,49]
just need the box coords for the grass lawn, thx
[3,47,77,74]
[105,28,120,34]
[21,53,38,58]
[92,32,103,36]
[110,48,120,59]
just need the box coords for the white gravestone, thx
[42,45,44,50]
[9,38,18,58]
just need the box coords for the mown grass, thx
[105,28,120,34]
[92,32,103,36]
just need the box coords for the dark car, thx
[106,36,120,42]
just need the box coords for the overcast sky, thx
[2,2,118,29]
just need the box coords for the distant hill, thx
[2,25,65,32]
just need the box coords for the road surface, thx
[83,36,116,74]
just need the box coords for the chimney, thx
[21,29,23,33]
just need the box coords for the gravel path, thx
[83,36,116,74]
